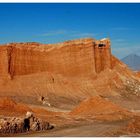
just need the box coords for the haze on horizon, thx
[0,3,140,59]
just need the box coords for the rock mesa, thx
[0,38,111,78]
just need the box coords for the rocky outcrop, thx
[0,38,139,108]
[0,38,111,78]
[0,111,54,134]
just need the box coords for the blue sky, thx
[0,3,140,59]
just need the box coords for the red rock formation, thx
[0,38,111,78]
[0,38,139,108]
[0,46,9,77]
[94,38,111,73]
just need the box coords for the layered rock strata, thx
[0,38,111,78]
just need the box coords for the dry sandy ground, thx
[8,120,128,137]
[0,96,140,137]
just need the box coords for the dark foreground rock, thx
[0,111,54,134]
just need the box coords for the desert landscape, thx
[0,37,140,137]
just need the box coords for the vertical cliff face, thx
[0,46,9,77]
[94,38,111,73]
[0,38,112,78]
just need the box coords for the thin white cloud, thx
[41,30,67,36]
[40,30,98,38]
[71,32,97,38]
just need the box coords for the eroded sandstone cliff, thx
[0,38,111,78]
[0,38,139,108]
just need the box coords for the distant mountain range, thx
[121,54,140,71]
